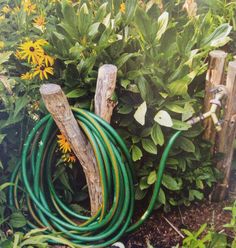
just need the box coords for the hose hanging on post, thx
[8,107,182,247]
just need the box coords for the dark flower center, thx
[40,65,45,71]
[29,46,35,52]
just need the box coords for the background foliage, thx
[0,0,235,246]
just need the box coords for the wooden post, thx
[211,61,236,201]
[94,64,117,123]
[40,84,102,215]
[39,65,117,215]
[203,50,227,144]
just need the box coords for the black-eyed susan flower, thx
[20,72,34,80]
[15,50,22,60]
[62,153,76,163]
[33,15,46,32]
[120,3,126,14]
[33,64,53,80]
[23,0,36,15]
[38,54,54,67]
[18,40,44,64]
[35,39,48,47]
[12,6,20,14]
[2,5,11,14]
[57,134,72,153]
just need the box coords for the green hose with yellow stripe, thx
[8,107,181,247]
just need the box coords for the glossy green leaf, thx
[131,145,143,161]
[178,136,195,153]
[151,123,164,146]
[147,171,157,185]
[162,174,180,190]
[9,212,27,228]
[142,138,157,154]
[66,89,87,98]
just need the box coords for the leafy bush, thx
[0,1,234,235]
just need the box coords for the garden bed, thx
[124,200,232,247]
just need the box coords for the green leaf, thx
[139,177,149,190]
[0,51,13,65]
[134,101,147,126]
[77,4,92,36]
[135,186,147,200]
[124,0,138,24]
[189,189,204,201]
[151,123,164,146]
[154,110,173,127]
[131,145,143,161]
[172,119,191,130]
[134,7,153,43]
[66,88,86,98]
[178,137,195,153]
[137,76,151,102]
[182,102,195,121]
[0,182,14,191]
[118,105,133,114]
[201,23,232,47]
[166,103,185,114]
[209,233,227,248]
[158,188,166,205]
[168,76,191,96]
[0,134,6,144]
[147,171,157,185]
[9,212,27,228]
[156,11,169,41]
[13,96,29,118]
[61,0,77,30]
[142,138,157,154]
[162,174,180,190]
[115,52,140,69]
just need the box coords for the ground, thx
[123,200,233,248]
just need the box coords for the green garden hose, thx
[8,107,182,247]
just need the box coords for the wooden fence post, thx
[39,64,117,215]
[203,50,227,144]
[211,61,236,201]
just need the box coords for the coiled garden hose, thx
[8,107,182,247]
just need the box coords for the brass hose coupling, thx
[187,85,228,131]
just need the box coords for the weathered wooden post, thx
[40,64,117,215]
[211,61,236,201]
[203,50,227,145]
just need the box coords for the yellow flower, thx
[21,72,34,80]
[35,39,48,47]
[62,153,76,163]
[33,64,53,80]
[23,0,37,15]
[18,40,44,64]
[15,50,22,60]
[0,15,5,21]
[12,6,21,14]
[39,54,54,67]
[33,15,46,32]
[120,3,126,14]
[57,134,71,153]
[2,5,11,14]
[0,41,4,49]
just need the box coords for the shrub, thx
[0,1,233,232]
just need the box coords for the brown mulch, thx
[123,200,233,248]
